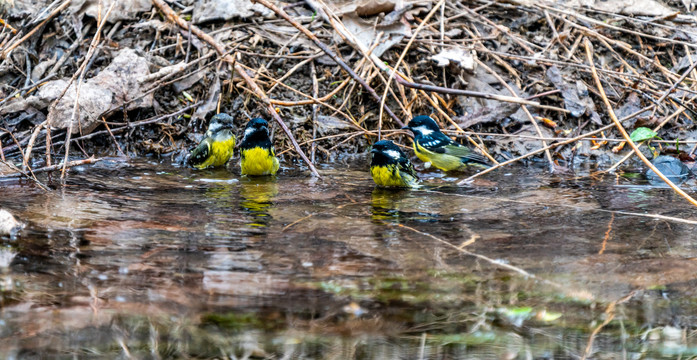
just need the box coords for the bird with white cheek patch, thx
[369,140,419,188]
[403,115,491,172]
[239,118,280,176]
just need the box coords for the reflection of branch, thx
[424,189,697,225]
[598,213,614,255]
[0,128,47,190]
[152,0,320,177]
[390,222,567,291]
[581,291,636,360]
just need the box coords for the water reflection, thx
[239,178,278,228]
[5,162,697,358]
[370,188,414,248]
[370,188,410,222]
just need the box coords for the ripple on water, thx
[0,160,696,358]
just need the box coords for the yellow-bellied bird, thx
[403,115,490,171]
[188,113,236,169]
[370,140,419,188]
[239,118,280,176]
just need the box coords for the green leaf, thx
[630,127,658,142]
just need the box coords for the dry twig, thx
[583,39,697,208]
[152,0,320,177]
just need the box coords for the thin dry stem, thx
[584,39,697,208]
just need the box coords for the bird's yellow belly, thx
[194,137,235,169]
[371,165,410,187]
[414,142,463,171]
[241,147,280,175]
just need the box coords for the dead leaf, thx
[615,92,651,129]
[315,0,399,16]
[172,71,205,93]
[41,48,153,133]
[307,0,411,57]
[316,115,353,135]
[455,67,524,127]
[70,0,153,22]
[252,24,314,49]
[431,48,476,71]
[546,66,599,124]
[342,13,410,57]
[192,0,273,24]
[537,117,558,129]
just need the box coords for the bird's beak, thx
[370,148,379,153]
[401,126,410,130]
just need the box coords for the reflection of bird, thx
[370,140,419,188]
[188,113,236,169]
[239,178,278,228]
[239,118,280,176]
[403,115,490,171]
[370,188,403,221]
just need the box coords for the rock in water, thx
[0,209,23,237]
[646,155,691,185]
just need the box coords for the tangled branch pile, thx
[2,0,697,178]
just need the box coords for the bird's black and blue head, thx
[206,113,235,136]
[371,140,406,166]
[402,115,442,139]
[241,118,272,149]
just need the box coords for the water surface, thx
[1,159,697,359]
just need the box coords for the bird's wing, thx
[188,139,211,166]
[398,157,419,180]
[436,142,491,166]
[418,133,452,149]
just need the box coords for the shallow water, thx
[1,159,697,359]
